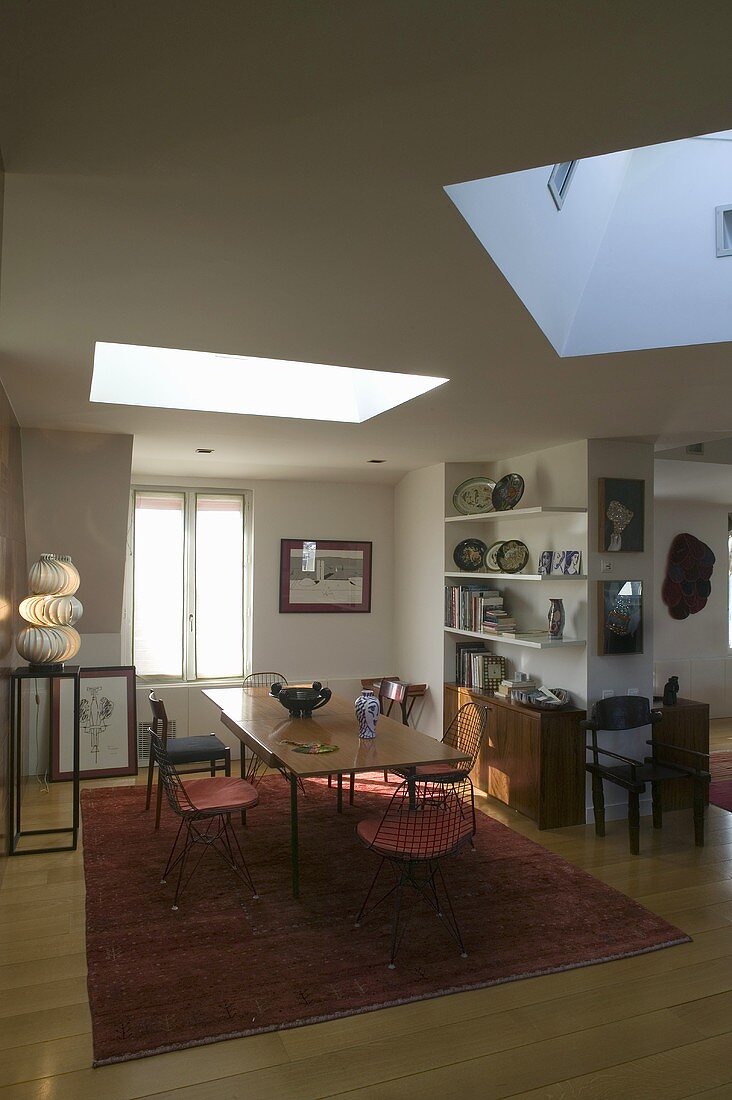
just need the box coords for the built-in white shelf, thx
[445,507,587,523]
[444,626,586,650]
[444,571,587,582]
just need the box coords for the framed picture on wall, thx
[51,666,137,780]
[598,478,645,552]
[279,539,372,613]
[598,580,643,655]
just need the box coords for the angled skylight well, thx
[445,127,732,357]
[90,343,448,423]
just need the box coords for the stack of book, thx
[497,675,539,699]
[481,607,518,635]
[445,584,503,633]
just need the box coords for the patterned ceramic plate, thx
[492,473,525,511]
[496,540,529,574]
[483,540,505,572]
[452,538,488,572]
[452,477,496,515]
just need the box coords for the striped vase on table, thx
[355,689,379,739]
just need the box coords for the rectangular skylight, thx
[90,343,448,423]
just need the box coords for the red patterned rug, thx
[81,777,690,1065]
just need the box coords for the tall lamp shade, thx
[17,554,83,667]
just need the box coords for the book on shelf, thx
[445,583,502,633]
[453,643,506,691]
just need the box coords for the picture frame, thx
[563,550,582,575]
[537,550,553,575]
[598,580,643,655]
[551,551,566,575]
[51,666,138,780]
[598,478,645,553]
[279,539,372,613]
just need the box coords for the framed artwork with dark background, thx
[598,580,643,655]
[598,478,645,553]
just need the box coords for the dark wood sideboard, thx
[444,684,587,830]
[653,697,710,811]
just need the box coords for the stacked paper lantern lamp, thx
[17,553,83,666]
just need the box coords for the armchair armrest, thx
[650,709,663,725]
[646,739,710,771]
[586,745,642,769]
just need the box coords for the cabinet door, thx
[486,706,540,822]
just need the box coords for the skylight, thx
[90,343,448,423]
[445,127,732,357]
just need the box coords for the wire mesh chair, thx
[392,702,487,784]
[146,691,231,829]
[243,672,289,687]
[355,775,476,968]
[149,728,259,911]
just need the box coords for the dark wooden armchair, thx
[583,695,710,854]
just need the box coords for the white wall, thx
[394,464,445,738]
[445,151,631,354]
[653,497,730,716]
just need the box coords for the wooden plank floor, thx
[1,725,731,1099]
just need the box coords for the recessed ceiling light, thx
[195,448,214,454]
[367,459,386,463]
[91,342,449,423]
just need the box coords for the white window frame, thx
[548,160,578,210]
[123,486,253,684]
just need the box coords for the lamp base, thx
[27,662,65,673]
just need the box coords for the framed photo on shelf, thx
[598,478,645,552]
[51,666,137,780]
[279,539,372,613]
[598,580,643,655]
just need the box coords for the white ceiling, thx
[3,2,732,484]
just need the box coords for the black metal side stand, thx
[9,665,81,855]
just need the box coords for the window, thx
[548,160,578,210]
[129,490,250,680]
[728,516,732,649]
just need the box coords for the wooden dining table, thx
[202,685,464,897]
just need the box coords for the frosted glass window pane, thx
[133,494,184,677]
[195,496,244,678]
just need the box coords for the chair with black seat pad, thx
[149,728,259,911]
[391,701,487,785]
[584,695,711,855]
[146,691,231,829]
[354,774,476,968]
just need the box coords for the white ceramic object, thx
[28,554,67,595]
[55,556,81,596]
[19,594,83,626]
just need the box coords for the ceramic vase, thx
[548,598,565,640]
[355,688,379,739]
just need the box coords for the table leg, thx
[337,772,343,813]
[240,749,247,826]
[408,766,417,810]
[290,772,300,898]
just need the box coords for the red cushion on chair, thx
[357,807,472,859]
[182,776,259,813]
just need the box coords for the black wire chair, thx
[354,775,476,968]
[240,673,289,784]
[149,728,260,911]
[146,691,231,829]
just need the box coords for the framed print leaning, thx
[598,478,645,552]
[51,665,137,780]
[279,539,372,613]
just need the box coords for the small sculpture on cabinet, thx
[662,676,679,706]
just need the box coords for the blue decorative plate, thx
[452,538,488,572]
[492,473,525,511]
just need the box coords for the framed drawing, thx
[279,539,372,613]
[598,478,645,552]
[51,666,137,780]
[598,580,643,655]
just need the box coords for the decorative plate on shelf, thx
[496,539,530,574]
[483,540,505,572]
[452,477,496,515]
[492,473,525,511]
[452,538,488,572]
